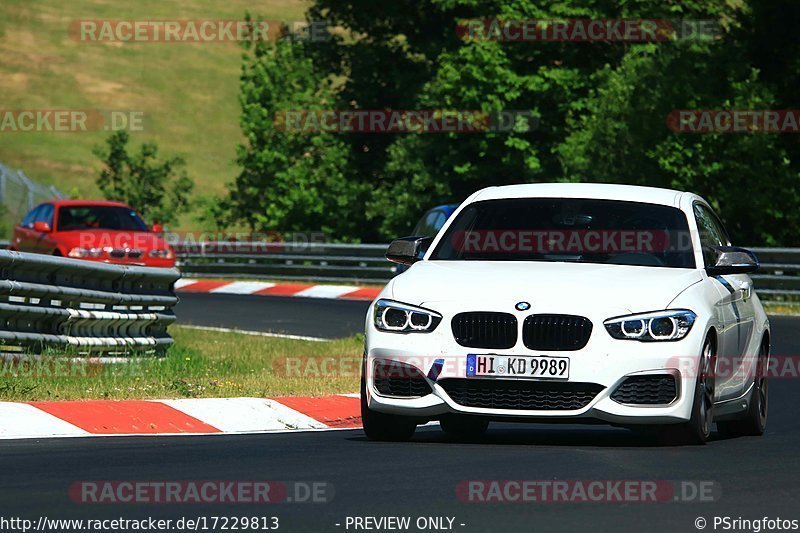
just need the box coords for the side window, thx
[21,206,42,228]
[36,204,54,227]
[430,211,447,233]
[413,209,439,237]
[707,209,731,245]
[694,203,729,266]
[419,210,446,236]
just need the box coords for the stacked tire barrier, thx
[0,250,179,354]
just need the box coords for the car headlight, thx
[373,299,442,333]
[148,248,175,259]
[604,310,696,342]
[68,247,103,258]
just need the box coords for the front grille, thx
[452,312,517,349]
[373,360,432,398]
[522,314,593,351]
[109,248,125,259]
[611,375,677,405]
[439,378,604,411]
[128,249,143,259]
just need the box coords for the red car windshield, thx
[57,205,149,232]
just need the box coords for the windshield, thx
[57,205,149,232]
[430,198,695,268]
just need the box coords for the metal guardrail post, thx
[0,167,5,205]
[16,170,36,212]
[49,184,65,199]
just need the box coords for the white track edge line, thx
[176,325,328,342]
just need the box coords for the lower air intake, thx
[438,378,604,411]
[611,375,678,405]
[373,360,433,398]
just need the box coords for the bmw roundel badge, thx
[515,301,531,311]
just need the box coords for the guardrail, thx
[748,248,800,304]
[2,239,797,303]
[174,241,393,284]
[0,250,179,355]
[174,242,800,303]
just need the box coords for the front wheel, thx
[360,375,417,442]
[668,336,716,444]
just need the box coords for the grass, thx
[0,325,362,401]
[764,303,800,316]
[0,0,307,227]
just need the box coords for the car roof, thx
[427,204,460,215]
[46,200,133,208]
[471,183,692,208]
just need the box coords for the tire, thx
[440,415,489,439]
[360,367,417,442]
[717,342,768,438]
[668,336,716,445]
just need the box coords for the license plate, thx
[466,354,570,380]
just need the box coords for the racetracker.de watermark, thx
[457,480,720,503]
[0,357,105,379]
[273,356,361,378]
[279,355,800,382]
[668,355,800,380]
[0,110,144,133]
[69,480,333,504]
[163,231,328,254]
[274,110,538,133]
[69,20,331,43]
[667,110,800,133]
[456,19,720,42]
[450,229,679,255]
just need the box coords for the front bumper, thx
[76,255,176,268]
[365,304,707,426]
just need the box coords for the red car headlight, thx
[148,248,175,260]
[68,247,103,258]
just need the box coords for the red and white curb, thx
[175,279,382,301]
[0,394,361,439]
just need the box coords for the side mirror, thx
[386,236,433,266]
[33,221,51,233]
[706,245,759,276]
[151,224,164,233]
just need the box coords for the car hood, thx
[53,230,170,250]
[389,260,703,315]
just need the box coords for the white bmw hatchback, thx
[362,183,770,444]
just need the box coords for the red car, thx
[12,200,176,268]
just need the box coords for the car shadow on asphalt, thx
[348,424,730,448]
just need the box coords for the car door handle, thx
[739,281,752,300]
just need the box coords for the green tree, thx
[94,131,194,225]
[226,0,800,245]
[223,27,365,239]
[555,43,800,245]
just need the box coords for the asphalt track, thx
[2,298,799,532]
